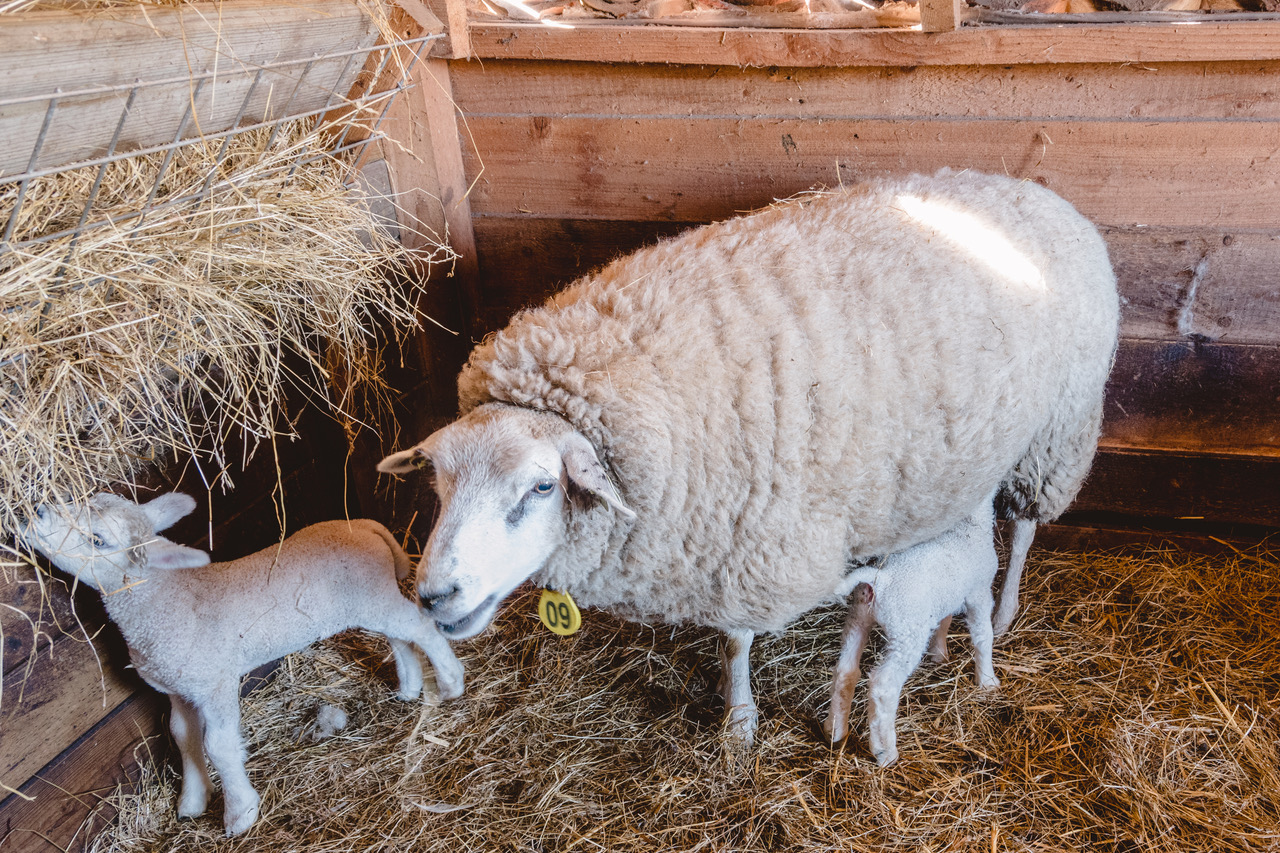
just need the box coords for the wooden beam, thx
[919,0,966,31]
[422,0,472,58]
[0,0,379,177]
[466,20,1280,66]
[380,57,480,327]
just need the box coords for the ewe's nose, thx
[419,583,461,613]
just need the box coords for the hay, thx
[0,117,451,545]
[89,542,1280,852]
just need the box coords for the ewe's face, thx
[418,413,569,639]
[378,405,633,641]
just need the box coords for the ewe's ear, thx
[141,493,197,532]
[559,432,635,520]
[147,536,210,571]
[377,431,441,475]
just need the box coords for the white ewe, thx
[380,169,1118,745]
[22,492,464,836]
[824,493,1000,766]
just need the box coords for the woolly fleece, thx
[457,170,1119,634]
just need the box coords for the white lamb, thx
[824,493,1000,767]
[22,492,464,836]
[379,169,1119,746]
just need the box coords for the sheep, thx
[21,492,464,836]
[823,491,1000,767]
[378,169,1119,745]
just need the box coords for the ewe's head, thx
[23,492,209,591]
[378,404,633,640]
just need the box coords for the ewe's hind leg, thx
[374,603,464,701]
[965,590,1001,690]
[824,583,874,745]
[993,519,1035,636]
[196,686,259,837]
[718,629,758,746]
[170,695,213,819]
[866,626,932,768]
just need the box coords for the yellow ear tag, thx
[538,589,582,636]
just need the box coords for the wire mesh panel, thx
[0,31,442,257]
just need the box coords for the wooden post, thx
[919,0,965,31]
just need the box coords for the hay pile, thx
[0,118,451,545]
[90,541,1280,852]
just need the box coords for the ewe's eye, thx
[532,480,556,496]
[91,533,107,549]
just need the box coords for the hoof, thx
[723,704,759,749]
[873,747,899,768]
[223,793,261,837]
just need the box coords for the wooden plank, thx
[0,632,138,797]
[1104,340,1280,457]
[471,217,1280,345]
[1073,447,1280,527]
[458,116,1280,228]
[449,59,1280,122]
[466,20,1280,67]
[0,0,378,176]
[0,692,164,853]
[0,567,103,683]
[421,0,472,57]
[1106,228,1280,346]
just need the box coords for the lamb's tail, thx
[367,521,415,582]
[834,563,883,598]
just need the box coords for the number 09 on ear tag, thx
[539,589,582,636]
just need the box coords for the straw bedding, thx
[89,540,1280,852]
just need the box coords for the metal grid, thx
[0,31,442,258]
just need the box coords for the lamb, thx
[22,492,464,836]
[824,491,1000,767]
[378,169,1119,745]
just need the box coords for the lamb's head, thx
[23,492,209,592]
[378,404,634,640]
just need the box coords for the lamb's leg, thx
[993,519,1035,636]
[965,590,1001,690]
[718,628,757,746]
[196,686,260,837]
[928,614,953,664]
[169,695,212,819]
[824,583,874,745]
[866,627,931,768]
[373,603,464,701]
[387,638,426,701]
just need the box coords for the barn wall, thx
[436,39,1280,530]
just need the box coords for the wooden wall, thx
[434,31,1280,530]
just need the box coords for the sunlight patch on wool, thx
[895,194,1047,292]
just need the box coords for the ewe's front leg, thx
[824,584,874,745]
[717,628,758,746]
[169,695,213,819]
[993,519,1035,636]
[197,687,260,837]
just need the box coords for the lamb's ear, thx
[377,434,439,475]
[140,493,197,532]
[559,432,636,520]
[147,536,210,570]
